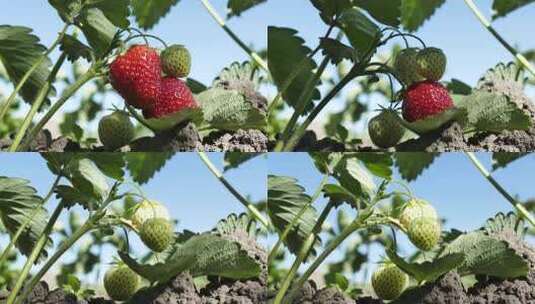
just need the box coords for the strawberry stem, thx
[199,0,268,71]
[465,152,535,228]
[463,0,535,78]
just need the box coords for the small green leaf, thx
[227,0,266,17]
[59,34,93,62]
[125,152,174,184]
[401,0,446,32]
[398,107,461,135]
[492,153,528,170]
[67,158,109,201]
[85,0,130,29]
[79,8,118,58]
[132,0,180,30]
[395,152,439,181]
[337,8,382,59]
[492,0,535,19]
[320,38,356,64]
[223,152,261,172]
[354,0,401,27]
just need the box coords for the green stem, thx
[274,201,335,304]
[463,0,535,77]
[465,152,535,227]
[268,173,329,264]
[0,174,62,266]
[6,200,66,304]
[197,152,269,228]
[199,0,268,71]
[284,218,364,303]
[282,71,356,151]
[8,53,67,152]
[0,24,69,123]
[275,55,331,151]
[20,65,98,150]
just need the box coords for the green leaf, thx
[59,34,93,62]
[440,231,529,278]
[213,61,262,93]
[354,0,402,27]
[0,25,54,106]
[85,0,130,29]
[132,0,180,30]
[387,249,465,283]
[319,38,356,64]
[268,26,319,114]
[457,91,532,132]
[401,0,446,32]
[492,0,535,19]
[67,158,109,202]
[40,153,74,175]
[79,8,118,58]
[267,175,320,257]
[337,8,382,59]
[334,273,349,291]
[223,152,262,172]
[55,185,98,210]
[0,177,50,259]
[334,156,375,200]
[197,88,265,131]
[310,0,352,24]
[125,152,174,184]
[145,107,204,132]
[84,153,125,180]
[398,107,461,135]
[48,0,83,23]
[492,153,528,170]
[227,0,266,17]
[446,78,473,95]
[322,183,357,207]
[395,152,439,182]
[354,153,393,180]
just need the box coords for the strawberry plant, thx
[0,1,268,152]
[267,1,535,152]
[267,152,535,303]
[0,152,268,303]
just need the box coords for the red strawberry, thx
[110,45,162,109]
[143,77,199,119]
[402,81,454,122]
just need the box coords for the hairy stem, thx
[199,0,268,71]
[0,174,62,266]
[0,24,69,123]
[268,173,329,264]
[197,152,269,228]
[463,0,535,77]
[20,65,98,150]
[6,200,66,304]
[465,152,535,227]
[282,71,355,151]
[274,201,335,304]
[8,53,67,152]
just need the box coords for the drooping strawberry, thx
[402,81,454,122]
[143,77,199,119]
[109,45,162,109]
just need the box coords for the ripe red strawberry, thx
[109,45,162,109]
[143,77,199,119]
[402,81,454,122]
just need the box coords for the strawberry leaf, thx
[354,0,402,27]
[131,0,180,30]
[145,107,204,132]
[84,0,130,29]
[395,152,439,182]
[125,152,174,184]
[268,26,319,114]
[398,107,461,135]
[492,153,528,170]
[0,25,54,107]
[401,0,446,32]
[223,153,261,172]
[333,156,376,201]
[268,175,320,257]
[227,0,266,17]
[320,38,356,64]
[59,34,93,62]
[197,88,265,131]
[0,176,50,260]
[310,0,352,24]
[387,249,465,283]
[337,8,382,60]
[79,8,118,58]
[492,0,535,19]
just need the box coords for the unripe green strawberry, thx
[139,218,173,252]
[408,217,441,251]
[104,264,139,301]
[372,263,408,300]
[130,200,170,230]
[417,47,446,81]
[394,48,424,86]
[161,44,191,78]
[98,111,134,151]
[368,110,405,148]
[399,199,438,230]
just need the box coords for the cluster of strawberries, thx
[109,44,198,119]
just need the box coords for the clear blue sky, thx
[0,152,266,286]
[269,152,535,283]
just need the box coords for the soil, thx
[0,125,268,152]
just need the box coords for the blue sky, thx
[268,152,535,282]
[0,152,266,286]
